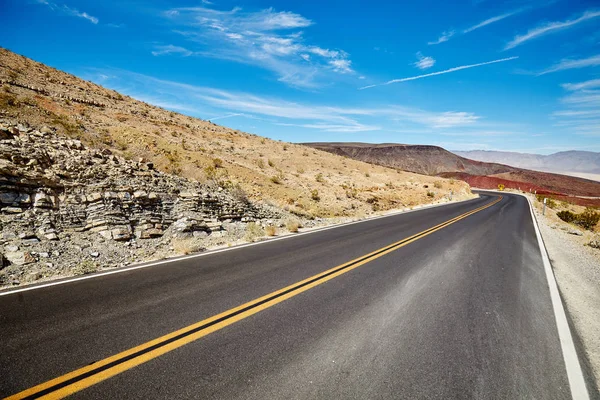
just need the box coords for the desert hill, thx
[0,47,472,221]
[305,142,513,176]
[305,142,600,199]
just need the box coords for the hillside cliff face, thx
[305,143,514,176]
[0,120,284,286]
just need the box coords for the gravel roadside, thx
[530,195,600,394]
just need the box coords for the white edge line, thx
[0,195,481,297]
[476,189,590,400]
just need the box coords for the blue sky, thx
[2,0,600,154]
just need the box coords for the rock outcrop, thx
[0,120,283,285]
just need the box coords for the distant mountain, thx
[453,150,600,177]
[304,143,515,176]
[304,142,600,198]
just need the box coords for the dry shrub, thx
[286,219,300,233]
[172,238,203,255]
[73,260,98,275]
[244,222,264,242]
[265,225,277,236]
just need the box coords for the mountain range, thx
[453,150,600,181]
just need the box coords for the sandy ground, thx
[529,195,600,393]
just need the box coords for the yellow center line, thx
[5,196,502,400]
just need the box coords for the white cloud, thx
[151,45,194,57]
[360,56,518,89]
[552,109,600,118]
[35,0,98,24]
[162,5,353,87]
[539,54,600,75]
[329,59,353,73]
[505,10,600,50]
[463,9,522,34]
[428,30,455,45]
[207,113,243,121]
[561,91,600,107]
[414,52,435,70]
[552,79,600,136]
[93,69,483,133]
[430,8,525,46]
[561,79,600,91]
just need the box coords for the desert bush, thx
[434,181,443,189]
[212,158,223,168]
[227,182,248,203]
[257,159,265,169]
[268,159,275,167]
[172,238,204,255]
[265,225,277,236]
[315,173,324,183]
[73,260,98,275]
[286,220,300,232]
[310,189,320,201]
[546,198,557,209]
[244,222,264,242]
[449,178,455,185]
[557,210,576,223]
[577,208,600,230]
[0,92,18,107]
[427,191,435,198]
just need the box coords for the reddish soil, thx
[441,173,600,207]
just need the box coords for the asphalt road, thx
[0,192,584,398]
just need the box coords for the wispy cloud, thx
[161,5,353,88]
[414,52,435,70]
[359,56,518,90]
[430,8,524,46]
[463,9,523,34]
[505,10,600,50]
[428,30,455,45]
[90,69,484,133]
[207,113,243,121]
[553,80,600,136]
[561,79,600,91]
[35,0,98,24]
[152,45,194,57]
[538,54,600,75]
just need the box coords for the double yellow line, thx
[6,195,502,400]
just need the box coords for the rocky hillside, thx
[306,142,600,197]
[0,120,285,286]
[0,47,470,220]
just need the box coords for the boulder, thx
[5,251,36,265]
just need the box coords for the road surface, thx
[0,192,590,399]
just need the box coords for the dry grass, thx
[172,238,203,255]
[286,220,300,233]
[0,47,475,219]
[265,225,277,236]
[244,222,264,242]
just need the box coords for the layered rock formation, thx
[0,119,282,285]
